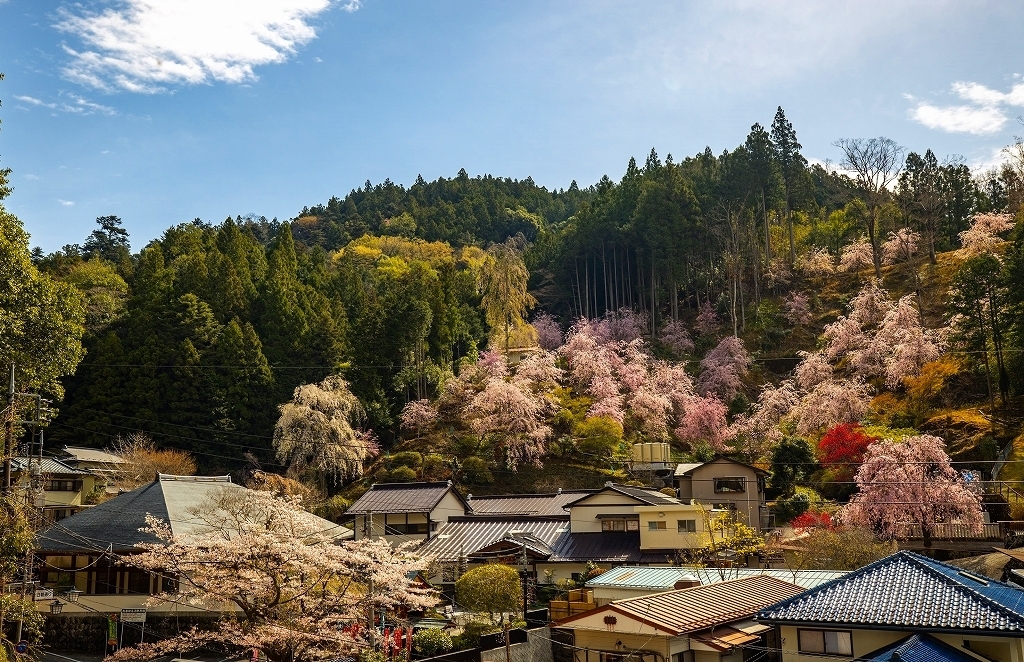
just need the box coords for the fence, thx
[894,522,1007,540]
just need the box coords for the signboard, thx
[14,641,28,654]
[120,608,147,623]
[33,589,53,601]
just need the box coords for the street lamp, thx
[64,589,82,603]
[49,600,64,615]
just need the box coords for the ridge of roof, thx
[674,457,769,477]
[757,550,1024,632]
[563,482,679,507]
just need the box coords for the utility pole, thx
[3,363,14,491]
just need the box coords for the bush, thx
[775,492,810,523]
[458,620,501,648]
[414,628,454,656]
[390,451,423,469]
[574,416,623,462]
[423,453,449,480]
[385,466,418,482]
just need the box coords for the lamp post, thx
[64,588,82,603]
[49,600,64,615]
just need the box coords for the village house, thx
[11,456,97,522]
[33,474,343,617]
[757,550,1024,662]
[57,446,124,481]
[345,480,471,544]
[585,566,846,605]
[553,574,804,662]
[673,458,770,531]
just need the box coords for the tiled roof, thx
[346,481,466,515]
[674,457,769,477]
[11,457,91,476]
[418,517,568,561]
[37,475,342,553]
[561,575,804,635]
[861,634,979,662]
[466,491,591,517]
[60,446,125,465]
[758,550,1024,633]
[586,566,846,591]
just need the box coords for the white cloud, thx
[15,92,116,116]
[58,199,75,206]
[911,103,1007,135]
[24,174,40,181]
[910,79,1024,135]
[56,0,337,93]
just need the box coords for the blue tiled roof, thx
[861,634,978,662]
[758,551,1024,633]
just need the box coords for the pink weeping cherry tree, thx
[695,336,751,401]
[842,434,983,548]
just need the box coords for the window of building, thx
[677,519,697,533]
[714,477,745,493]
[389,522,429,535]
[45,480,82,492]
[601,519,640,532]
[648,521,667,530]
[798,629,853,656]
[126,570,152,595]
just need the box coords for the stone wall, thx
[480,627,553,662]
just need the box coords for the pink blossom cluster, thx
[783,291,813,326]
[881,227,920,265]
[795,247,836,277]
[533,312,564,350]
[959,212,1016,256]
[839,236,874,272]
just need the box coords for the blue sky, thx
[2,0,1024,252]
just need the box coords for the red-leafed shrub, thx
[817,423,879,480]
[790,510,835,532]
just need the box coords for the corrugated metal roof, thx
[548,532,668,564]
[674,463,703,476]
[418,517,569,561]
[11,457,91,475]
[861,634,977,662]
[347,482,464,515]
[758,551,1024,632]
[562,575,804,635]
[586,566,846,591]
[466,491,590,517]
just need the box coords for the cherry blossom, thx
[793,351,832,390]
[694,302,720,336]
[792,378,871,436]
[469,376,552,469]
[784,291,813,326]
[696,336,751,401]
[674,395,729,452]
[881,227,920,265]
[842,434,983,547]
[400,399,437,433]
[959,212,1016,256]
[533,313,564,350]
[839,236,875,272]
[660,319,695,355]
[795,247,836,278]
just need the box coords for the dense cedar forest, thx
[17,108,1024,494]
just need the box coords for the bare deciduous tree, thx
[108,433,198,492]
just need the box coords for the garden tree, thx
[533,312,563,350]
[455,564,523,624]
[0,495,43,660]
[881,227,920,265]
[959,212,1015,256]
[785,527,896,571]
[82,215,131,264]
[769,437,816,496]
[478,237,536,351]
[0,73,11,202]
[112,488,433,662]
[108,433,197,491]
[771,106,808,263]
[414,629,453,657]
[273,375,378,483]
[573,416,623,462]
[839,233,874,272]
[843,434,983,548]
[949,253,1010,407]
[0,207,85,399]
[834,137,905,276]
[695,336,752,401]
[677,507,765,566]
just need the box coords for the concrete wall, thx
[480,627,554,662]
[636,504,706,550]
[569,492,644,533]
[679,462,763,531]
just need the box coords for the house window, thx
[714,477,745,493]
[798,629,853,656]
[677,519,697,533]
[45,480,82,492]
[648,521,667,531]
[601,520,640,532]
[389,522,429,535]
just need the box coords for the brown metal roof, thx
[346,481,467,515]
[559,575,803,635]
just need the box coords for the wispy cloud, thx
[56,0,338,93]
[58,199,75,206]
[908,80,1024,135]
[15,92,116,116]
[24,174,40,181]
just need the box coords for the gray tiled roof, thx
[347,481,464,515]
[758,551,1024,633]
[861,634,978,662]
[565,483,680,508]
[586,566,846,591]
[12,457,91,476]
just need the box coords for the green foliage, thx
[414,628,454,656]
[389,451,423,469]
[770,437,817,495]
[455,564,523,623]
[774,492,810,523]
[574,416,624,462]
[460,456,493,484]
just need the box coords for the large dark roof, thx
[347,481,466,515]
[466,491,590,517]
[758,551,1024,634]
[565,483,680,508]
[861,634,978,662]
[549,532,668,564]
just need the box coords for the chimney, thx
[673,578,700,590]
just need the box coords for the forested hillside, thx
[21,108,1024,499]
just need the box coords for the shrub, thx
[455,564,522,623]
[423,453,449,480]
[414,628,454,657]
[775,492,810,523]
[390,451,423,469]
[461,456,493,484]
[386,466,418,483]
